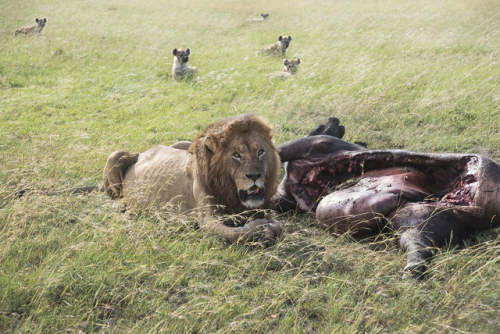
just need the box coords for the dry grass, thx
[1,0,499,332]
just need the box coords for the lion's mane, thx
[189,113,280,213]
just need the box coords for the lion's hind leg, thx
[103,150,139,199]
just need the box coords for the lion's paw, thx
[243,218,283,246]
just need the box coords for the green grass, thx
[1,0,499,332]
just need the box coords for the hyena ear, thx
[278,36,283,41]
[186,48,191,55]
[283,59,289,65]
[296,58,301,64]
[172,48,178,56]
[36,18,40,22]
[43,18,47,23]
[288,36,292,41]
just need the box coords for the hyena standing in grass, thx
[256,35,292,56]
[15,18,47,36]
[267,58,301,79]
[245,13,269,24]
[171,48,198,81]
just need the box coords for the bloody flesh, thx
[276,127,500,277]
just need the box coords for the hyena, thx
[245,13,269,23]
[15,18,47,36]
[256,35,292,56]
[267,58,301,79]
[171,48,198,81]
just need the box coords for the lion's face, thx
[191,114,280,213]
[225,131,275,209]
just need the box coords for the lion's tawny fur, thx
[103,114,282,243]
[189,114,280,213]
[15,18,47,36]
[103,151,139,199]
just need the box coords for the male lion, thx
[103,114,282,244]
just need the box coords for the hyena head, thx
[172,48,191,63]
[261,13,270,20]
[283,58,301,74]
[35,18,47,31]
[278,36,292,49]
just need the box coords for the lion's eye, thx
[233,152,241,160]
[258,149,265,158]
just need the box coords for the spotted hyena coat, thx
[267,58,301,79]
[15,18,47,36]
[245,13,269,23]
[171,48,198,81]
[257,35,292,56]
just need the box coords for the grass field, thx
[1,0,499,332]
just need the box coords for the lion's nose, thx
[246,173,261,181]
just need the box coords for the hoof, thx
[307,117,345,139]
[402,261,428,280]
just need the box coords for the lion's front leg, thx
[238,216,283,245]
[201,214,283,246]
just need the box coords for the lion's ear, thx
[203,136,218,153]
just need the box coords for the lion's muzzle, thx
[239,185,265,208]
